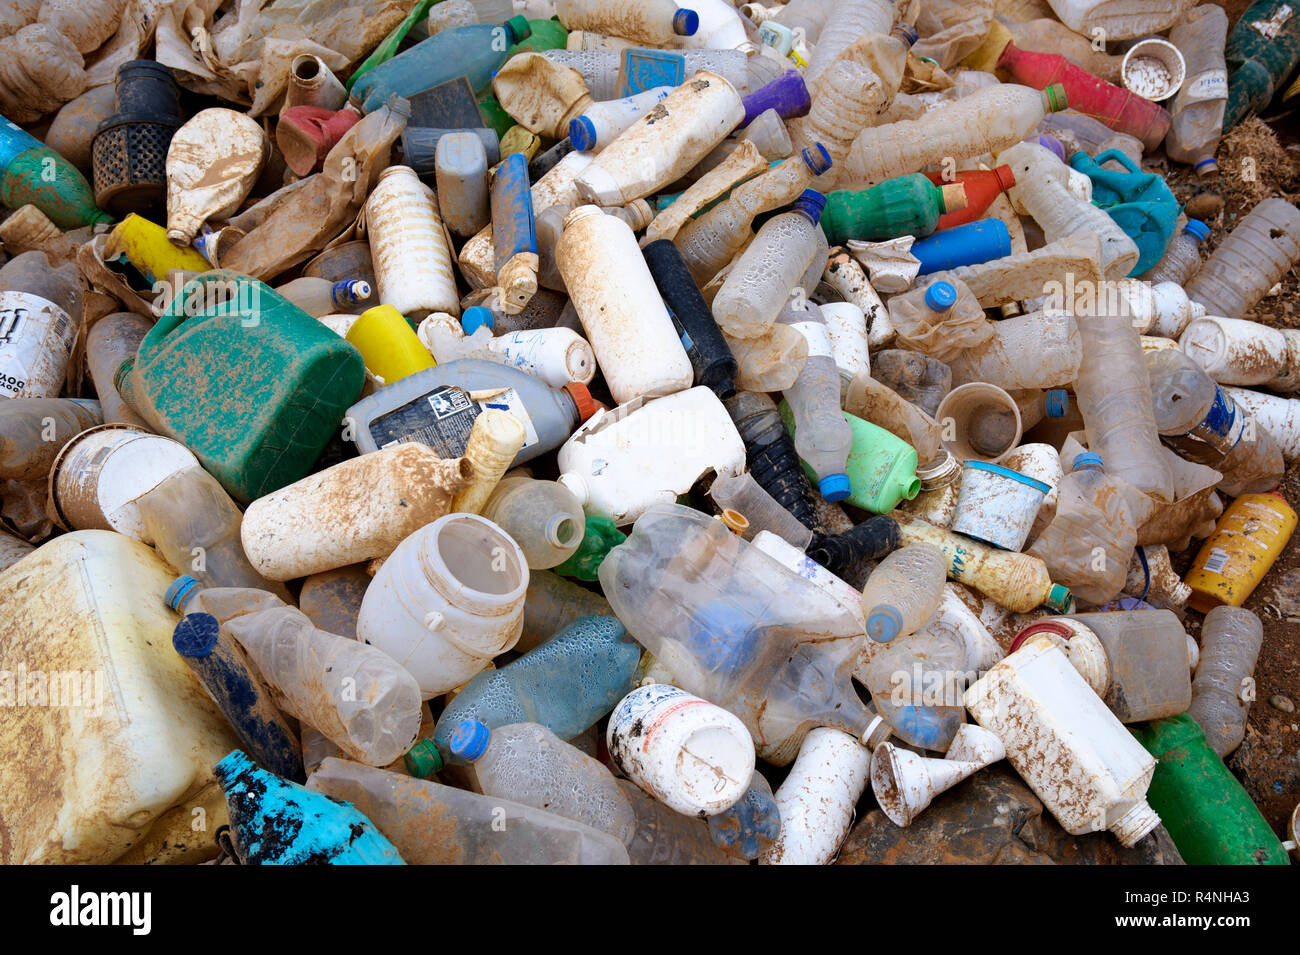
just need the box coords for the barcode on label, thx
[1202,548,1230,574]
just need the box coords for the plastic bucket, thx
[951,460,1049,551]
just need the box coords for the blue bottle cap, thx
[165,575,199,611]
[673,9,700,36]
[1073,452,1104,471]
[1045,389,1069,418]
[172,613,220,658]
[332,279,372,306]
[924,281,958,312]
[866,605,903,643]
[1184,219,1211,243]
[448,720,490,762]
[893,23,919,46]
[1193,158,1219,175]
[462,306,494,335]
[569,115,598,152]
[793,189,827,225]
[801,143,832,176]
[819,473,851,502]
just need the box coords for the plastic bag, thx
[0,23,87,123]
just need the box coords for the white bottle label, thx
[0,291,76,399]
[1176,69,1228,108]
[472,387,540,449]
[790,321,834,359]
[609,683,706,750]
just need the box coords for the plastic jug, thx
[0,250,83,400]
[1141,218,1209,286]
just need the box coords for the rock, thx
[1270,694,1295,714]
[1184,192,1224,222]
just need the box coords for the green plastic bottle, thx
[1224,0,1300,128]
[1,119,112,229]
[555,516,626,582]
[510,18,568,54]
[779,402,920,513]
[1131,713,1290,865]
[819,173,967,246]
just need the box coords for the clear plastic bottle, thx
[777,299,853,498]
[804,0,896,91]
[480,475,587,569]
[1167,5,1229,173]
[791,59,888,191]
[871,350,952,418]
[1141,219,1210,287]
[519,570,613,653]
[773,0,830,42]
[712,190,828,340]
[1184,198,1300,320]
[1187,605,1263,757]
[947,309,1082,391]
[864,620,972,752]
[451,720,637,844]
[273,277,372,317]
[1037,110,1144,166]
[844,373,949,475]
[1145,348,1285,496]
[724,390,820,531]
[707,772,781,860]
[708,472,815,548]
[554,0,700,46]
[617,778,737,864]
[1073,310,1174,501]
[859,542,947,643]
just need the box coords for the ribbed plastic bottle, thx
[820,174,967,245]
[554,0,700,46]
[790,58,889,189]
[1184,198,1300,319]
[777,299,853,499]
[946,309,1082,391]
[1073,310,1174,501]
[365,165,460,319]
[1145,348,1285,496]
[1186,605,1263,758]
[724,390,820,530]
[803,0,896,91]
[1167,5,1229,172]
[618,778,737,864]
[1140,218,1210,286]
[859,542,947,642]
[480,476,586,569]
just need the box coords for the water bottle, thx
[0,118,111,229]
[480,476,586,569]
[1167,5,1229,172]
[859,542,947,643]
[1187,606,1263,757]
[804,0,896,90]
[643,238,738,400]
[272,277,372,318]
[519,570,612,652]
[947,309,1082,392]
[777,299,853,499]
[1184,198,1300,320]
[707,773,781,860]
[773,0,830,42]
[618,778,737,864]
[569,86,675,151]
[709,472,814,548]
[724,390,820,530]
[1146,348,1285,496]
[790,59,888,189]
[1141,218,1210,286]
[554,0,700,46]
[821,174,967,246]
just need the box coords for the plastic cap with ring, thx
[166,575,200,611]
[1184,218,1211,243]
[1193,158,1219,177]
[819,473,851,502]
[462,305,494,335]
[448,720,490,762]
[562,381,600,422]
[569,115,598,152]
[893,23,919,46]
[801,143,832,177]
[404,739,444,778]
[1044,83,1069,112]
[505,15,532,44]
[993,164,1016,193]
[866,604,903,643]
[924,281,958,313]
[793,188,827,225]
[1008,619,1073,655]
[172,612,220,658]
[1044,583,1075,614]
[1045,389,1069,418]
[1072,451,1104,471]
[673,9,700,36]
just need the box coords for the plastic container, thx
[1141,218,1210,286]
[643,238,738,400]
[952,462,1051,551]
[481,476,586,569]
[947,309,1082,392]
[821,175,967,246]
[935,382,1023,464]
[872,350,952,418]
[1222,387,1300,463]
[365,165,461,320]
[1186,493,1297,613]
[1042,0,1194,42]
[0,398,100,481]
[555,0,700,46]
[707,772,781,860]
[789,60,885,187]
[725,390,819,531]
[164,109,267,247]
[0,118,111,230]
[1184,198,1300,320]
[777,300,852,498]
[0,250,83,399]
[346,304,438,384]
[569,86,675,151]
[435,131,491,237]
[803,0,895,90]
[859,543,947,643]
[1179,315,1300,391]
[1187,606,1264,757]
[1224,0,1300,128]
[1167,5,1229,171]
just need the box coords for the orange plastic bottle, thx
[1185,491,1297,613]
[923,166,1016,231]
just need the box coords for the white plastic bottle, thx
[778,299,853,498]
[568,86,675,152]
[607,684,756,817]
[555,0,701,47]
[365,165,460,318]
[273,277,371,318]
[556,206,693,405]
[1141,219,1210,287]
[673,0,751,50]
[1179,315,1300,391]
[480,475,586,569]
[859,542,947,642]
[1184,199,1300,320]
[1222,387,1300,462]
[1187,606,1263,758]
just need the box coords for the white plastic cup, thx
[935,382,1023,464]
[951,461,1050,551]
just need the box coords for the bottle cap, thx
[792,189,826,225]
[403,739,444,778]
[569,115,598,151]
[1073,452,1103,471]
[1043,83,1068,112]
[1044,584,1075,614]
[333,279,371,306]
[562,381,600,422]
[801,143,832,176]
[165,575,199,611]
[866,605,903,643]
[462,305,494,335]
[993,164,1016,192]
[1184,218,1211,243]
[892,23,919,46]
[924,281,957,312]
[673,9,700,36]
[172,613,220,658]
[448,720,490,762]
[505,15,531,44]
[819,473,851,502]
[1044,389,1069,418]
[939,182,968,213]
[1193,158,1219,176]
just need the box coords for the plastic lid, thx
[562,381,599,422]
[792,189,826,225]
[819,473,851,501]
[165,575,199,611]
[962,459,1051,495]
[1045,389,1069,418]
[172,613,220,658]
[1044,583,1075,614]
[866,605,903,642]
[1072,451,1103,471]
[569,115,598,151]
[1043,83,1068,112]
[673,9,700,36]
[505,15,531,43]
[462,305,494,335]
[404,739,444,778]
[448,720,490,762]
[1184,218,1211,242]
[939,182,968,213]
[801,143,832,176]
[993,164,1016,192]
[924,281,957,312]
[1008,619,1073,655]
[893,23,919,45]
[1193,158,1219,175]
[333,279,371,306]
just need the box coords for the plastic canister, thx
[951,461,1050,551]
[1185,492,1297,613]
[345,304,438,384]
[911,219,1012,275]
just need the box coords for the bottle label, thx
[1188,386,1245,454]
[368,384,538,456]
[0,291,76,399]
[790,321,834,359]
[1175,69,1228,108]
[608,684,708,755]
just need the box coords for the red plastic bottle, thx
[923,165,1016,231]
[996,44,1171,152]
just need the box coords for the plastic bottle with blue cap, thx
[1142,218,1210,286]
[777,297,852,501]
[859,542,948,643]
[567,85,675,152]
[555,0,699,46]
[273,276,373,318]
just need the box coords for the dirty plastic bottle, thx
[1186,491,1297,612]
[164,109,267,247]
[859,542,947,643]
[1167,5,1229,172]
[642,238,738,400]
[1184,198,1300,320]
[707,772,781,859]
[864,617,973,751]
[804,0,896,91]
[480,476,586,569]
[433,615,641,758]
[1146,348,1285,496]
[555,0,700,46]
[844,373,951,478]
[216,751,404,864]
[273,277,372,318]
[0,250,83,399]
[519,570,612,652]
[947,309,1082,392]
[1141,219,1210,286]
[709,472,814,548]
[0,398,100,480]
[618,778,737,864]
[871,350,951,418]
[725,390,819,531]
[773,0,829,42]
[554,516,626,581]
[569,86,674,151]
[820,175,967,246]
[0,119,110,229]
[1186,605,1263,758]
[777,299,852,499]
[790,60,888,189]
[1037,109,1145,166]
[435,131,491,237]
[1179,316,1300,390]
[1074,310,1174,501]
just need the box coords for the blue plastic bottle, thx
[707,772,781,860]
[911,219,1012,275]
[214,750,405,864]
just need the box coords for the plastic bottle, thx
[776,299,852,499]
[642,238,738,400]
[519,570,613,652]
[1146,348,1285,496]
[618,778,737,864]
[821,175,967,246]
[803,0,896,91]
[1037,109,1145,166]
[1187,606,1264,758]
[569,86,675,151]
[859,543,947,643]
[871,350,951,418]
[432,614,641,757]
[707,772,781,859]
[0,250,83,399]
[1224,0,1300,128]
[273,277,372,318]
[922,166,1016,231]
[844,372,952,478]
[435,131,491,237]
[351,18,532,111]
[554,516,626,581]
[1185,493,1297,612]
[1141,218,1210,286]
[773,0,829,42]
[1184,198,1300,320]
[1167,5,1229,172]
[555,0,699,46]
[1073,309,1174,501]
[789,60,888,190]
[947,309,1082,392]
[843,83,1067,188]
[725,390,819,530]
[1179,315,1300,391]
[709,472,815,548]
[0,398,100,480]
[0,119,108,229]
[481,476,586,569]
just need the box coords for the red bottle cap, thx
[993,164,1016,192]
[1008,620,1074,655]
[562,382,600,422]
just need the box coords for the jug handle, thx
[1091,149,1141,175]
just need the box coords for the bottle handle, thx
[1092,149,1140,175]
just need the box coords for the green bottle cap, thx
[506,15,531,43]
[1044,83,1068,113]
[1044,583,1074,614]
[404,739,443,778]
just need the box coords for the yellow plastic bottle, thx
[1186,491,1297,613]
[345,303,438,385]
[103,213,213,286]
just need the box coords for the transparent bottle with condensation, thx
[480,476,587,569]
[1073,310,1174,501]
[712,190,828,340]
[1167,5,1229,174]
[791,59,888,191]
[804,0,896,90]
[1184,198,1300,320]
[1186,606,1263,758]
[1141,219,1210,287]
[1145,348,1285,496]
[859,542,947,642]
[777,299,853,499]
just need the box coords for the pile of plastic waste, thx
[0,0,1298,867]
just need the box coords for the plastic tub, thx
[935,382,1023,464]
[951,461,1050,551]
[1121,38,1187,102]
